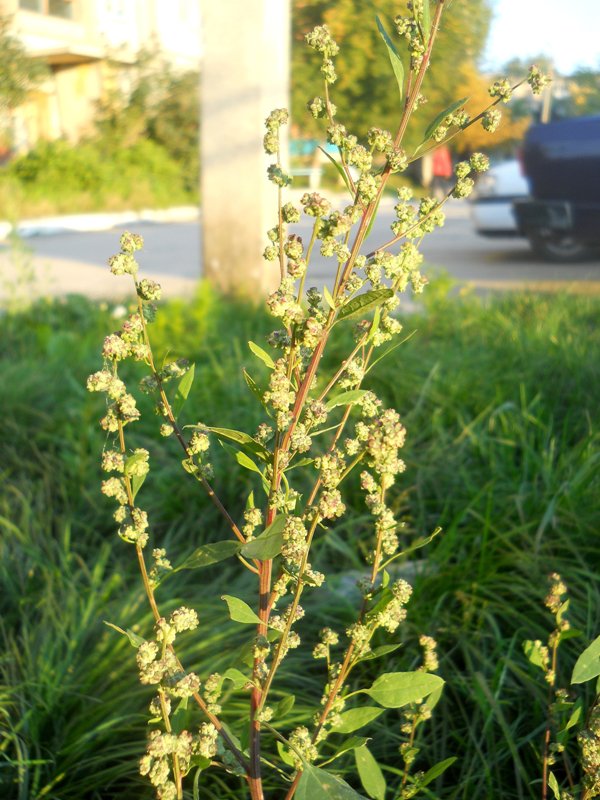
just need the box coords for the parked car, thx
[513,115,600,261]
[470,159,529,236]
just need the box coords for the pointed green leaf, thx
[423,684,443,712]
[131,472,147,501]
[202,426,271,462]
[376,16,404,102]
[548,771,560,800]
[176,540,241,571]
[338,288,394,321]
[572,634,600,684]
[104,621,145,648]
[325,389,368,411]
[223,668,251,690]
[422,97,469,143]
[358,643,402,663]
[248,340,275,369]
[296,763,367,799]
[565,700,583,731]
[419,756,457,787]
[236,451,263,474]
[323,285,337,310]
[362,671,444,708]
[332,707,384,734]
[421,0,431,40]
[355,745,386,800]
[221,595,262,625]
[277,740,296,767]
[318,146,354,195]
[365,190,384,238]
[523,639,548,670]
[173,363,195,418]
[124,452,147,476]
[323,737,370,765]
[275,694,296,718]
[241,515,287,560]
[193,758,212,800]
[243,368,267,406]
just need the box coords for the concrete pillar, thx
[200,0,290,297]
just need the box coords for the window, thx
[19,0,74,19]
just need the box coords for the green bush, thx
[0,138,197,219]
[1,285,599,798]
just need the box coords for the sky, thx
[483,0,600,75]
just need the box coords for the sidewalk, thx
[0,206,200,242]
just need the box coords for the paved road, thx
[2,200,600,302]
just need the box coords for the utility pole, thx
[200,1,290,297]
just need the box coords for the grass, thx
[1,280,599,798]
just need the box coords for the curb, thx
[0,206,200,242]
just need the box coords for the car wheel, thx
[528,234,589,263]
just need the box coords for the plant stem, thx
[135,292,247,545]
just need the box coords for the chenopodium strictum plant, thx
[524,574,600,800]
[88,4,549,799]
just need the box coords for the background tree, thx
[95,49,199,188]
[291,0,492,149]
[0,14,47,152]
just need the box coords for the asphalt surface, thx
[2,200,600,302]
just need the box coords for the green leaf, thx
[277,740,296,767]
[355,745,386,800]
[236,451,263,475]
[192,758,212,800]
[376,16,404,102]
[243,368,267,406]
[241,515,287,560]
[323,736,370,765]
[221,595,262,625]
[296,763,367,800]
[367,307,381,342]
[548,771,560,800]
[422,97,469,143]
[325,389,368,411]
[565,700,583,731]
[203,426,270,462]
[131,472,147,501]
[323,285,337,310]
[419,757,457,788]
[358,643,402,663]
[572,634,600,684]
[421,0,431,40]
[318,146,354,195]
[104,621,145,648]
[275,694,295,718]
[248,340,275,369]
[332,707,384,734]
[124,452,147,476]
[173,363,195,419]
[423,684,443,712]
[337,288,394,321]
[365,190,384,238]
[223,668,251,690]
[362,671,444,708]
[523,639,548,670]
[177,540,240,571]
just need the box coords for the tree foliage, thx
[0,15,47,112]
[95,49,199,189]
[291,0,492,147]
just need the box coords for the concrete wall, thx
[201,0,290,296]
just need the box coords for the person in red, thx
[431,144,453,199]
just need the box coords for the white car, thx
[470,159,529,236]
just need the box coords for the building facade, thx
[3,0,201,150]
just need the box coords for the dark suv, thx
[513,115,600,261]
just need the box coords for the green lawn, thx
[1,282,598,799]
